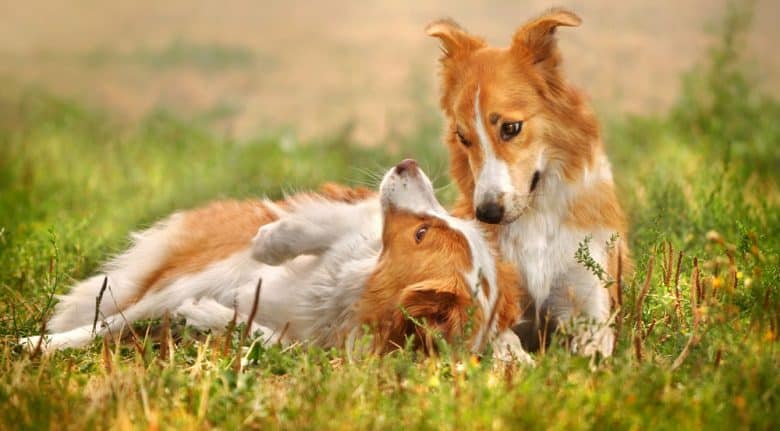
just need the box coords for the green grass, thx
[83,40,262,72]
[1,6,778,430]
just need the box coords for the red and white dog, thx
[427,9,630,356]
[21,161,531,363]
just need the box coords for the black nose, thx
[475,202,504,224]
[395,159,419,175]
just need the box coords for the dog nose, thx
[395,159,418,175]
[476,202,504,224]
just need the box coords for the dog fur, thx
[21,162,531,363]
[427,9,631,356]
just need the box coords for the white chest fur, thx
[500,215,614,311]
[499,210,573,308]
[498,156,617,323]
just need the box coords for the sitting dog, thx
[426,9,632,355]
[21,160,532,363]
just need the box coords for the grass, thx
[1,5,778,430]
[83,40,261,72]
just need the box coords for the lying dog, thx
[427,9,631,356]
[21,160,531,363]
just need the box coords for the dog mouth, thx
[501,171,541,223]
[476,190,533,225]
[500,212,521,224]
[529,170,541,193]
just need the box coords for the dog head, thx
[427,9,599,224]
[359,159,521,353]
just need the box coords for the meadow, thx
[0,7,778,430]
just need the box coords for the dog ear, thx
[511,8,580,72]
[426,19,485,60]
[399,276,471,341]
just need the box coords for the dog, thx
[427,8,631,356]
[21,160,532,363]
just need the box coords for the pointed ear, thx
[426,19,485,60]
[400,277,470,336]
[511,8,581,69]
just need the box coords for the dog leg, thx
[252,199,379,264]
[19,292,282,353]
[491,329,535,365]
[548,266,614,357]
[174,297,279,344]
[20,307,149,353]
[174,297,240,332]
[252,219,326,265]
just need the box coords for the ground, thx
[0,2,778,430]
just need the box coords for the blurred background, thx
[2,4,780,426]
[1,0,778,145]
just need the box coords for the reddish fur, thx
[127,183,519,353]
[357,209,522,352]
[135,199,277,303]
[430,18,600,204]
[134,184,375,302]
[318,182,376,203]
[428,10,632,305]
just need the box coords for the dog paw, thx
[18,335,60,354]
[491,330,535,366]
[251,220,304,265]
[174,298,235,332]
[571,326,614,358]
[18,335,44,352]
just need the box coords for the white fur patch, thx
[252,197,380,265]
[472,87,514,209]
[491,329,535,365]
[444,215,499,351]
[378,167,446,215]
[497,146,619,356]
[47,212,185,333]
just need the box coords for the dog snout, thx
[475,202,505,224]
[394,159,419,176]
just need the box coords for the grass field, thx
[1,6,778,430]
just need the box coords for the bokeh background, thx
[2,3,780,429]
[1,0,778,144]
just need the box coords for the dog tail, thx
[46,212,185,333]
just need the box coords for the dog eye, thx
[455,130,471,147]
[414,225,429,243]
[500,121,523,141]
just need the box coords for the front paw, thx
[18,334,60,354]
[174,298,235,332]
[571,326,614,358]
[491,330,535,366]
[251,220,301,265]
[18,335,44,352]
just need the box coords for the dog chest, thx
[499,214,602,309]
